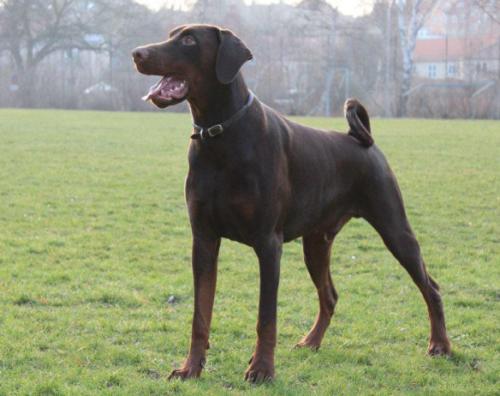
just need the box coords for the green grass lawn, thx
[0,109,498,395]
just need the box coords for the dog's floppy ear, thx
[215,29,253,84]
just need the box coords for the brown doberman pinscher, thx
[132,24,451,383]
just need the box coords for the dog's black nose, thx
[132,48,149,62]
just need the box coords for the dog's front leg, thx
[169,236,220,380]
[245,234,282,383]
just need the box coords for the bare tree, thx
[472,0,500,25]
[395,0,438,116]
[0,0,104,106]
[0,0,496,117]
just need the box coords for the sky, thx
[136,0,373,17]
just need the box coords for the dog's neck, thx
[187,74,250,128]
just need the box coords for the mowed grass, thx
[0,108,498,395]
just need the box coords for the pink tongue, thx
[142,76,187,101]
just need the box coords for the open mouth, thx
[142,75,188,106]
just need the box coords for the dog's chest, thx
[186,164,263,241]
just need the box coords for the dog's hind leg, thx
[364,181,451,356]
[295,232,338,350]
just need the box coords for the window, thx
[428,64,437,79]
[448,63,457,76]
[418,28,429,38]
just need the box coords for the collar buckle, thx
[191,91,255,141]
[206,124,223,137]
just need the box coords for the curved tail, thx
[344,98,373,147]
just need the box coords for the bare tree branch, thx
[472,0,500,25]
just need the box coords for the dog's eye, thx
[181,35,196,46]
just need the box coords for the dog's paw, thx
[244,357,274,383]
[428,340,451,356]
[168,358,205,380]
[294,337,321,351]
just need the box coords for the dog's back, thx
[254,99,392,241]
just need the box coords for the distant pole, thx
[109,49,113,87]
[445,15,448,79]
[445,13,449,115]
[109,35,114,87]
[345,68,350,99]
[384,0,392,117]
[326,12,337,117]
[70,50,75,104]
[325,30,332,116]
[497,38,500,119]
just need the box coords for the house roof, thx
[414,36,499,62]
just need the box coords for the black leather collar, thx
[191,91,255,140]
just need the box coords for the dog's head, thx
[132,24,253,108]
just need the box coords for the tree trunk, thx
[397,0,424,117]
[396,0,438,117]
[17,66,36,108]
[398,42,414,116]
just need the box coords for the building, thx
[414,0,499,81]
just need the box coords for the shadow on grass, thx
[446,350,482,371]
